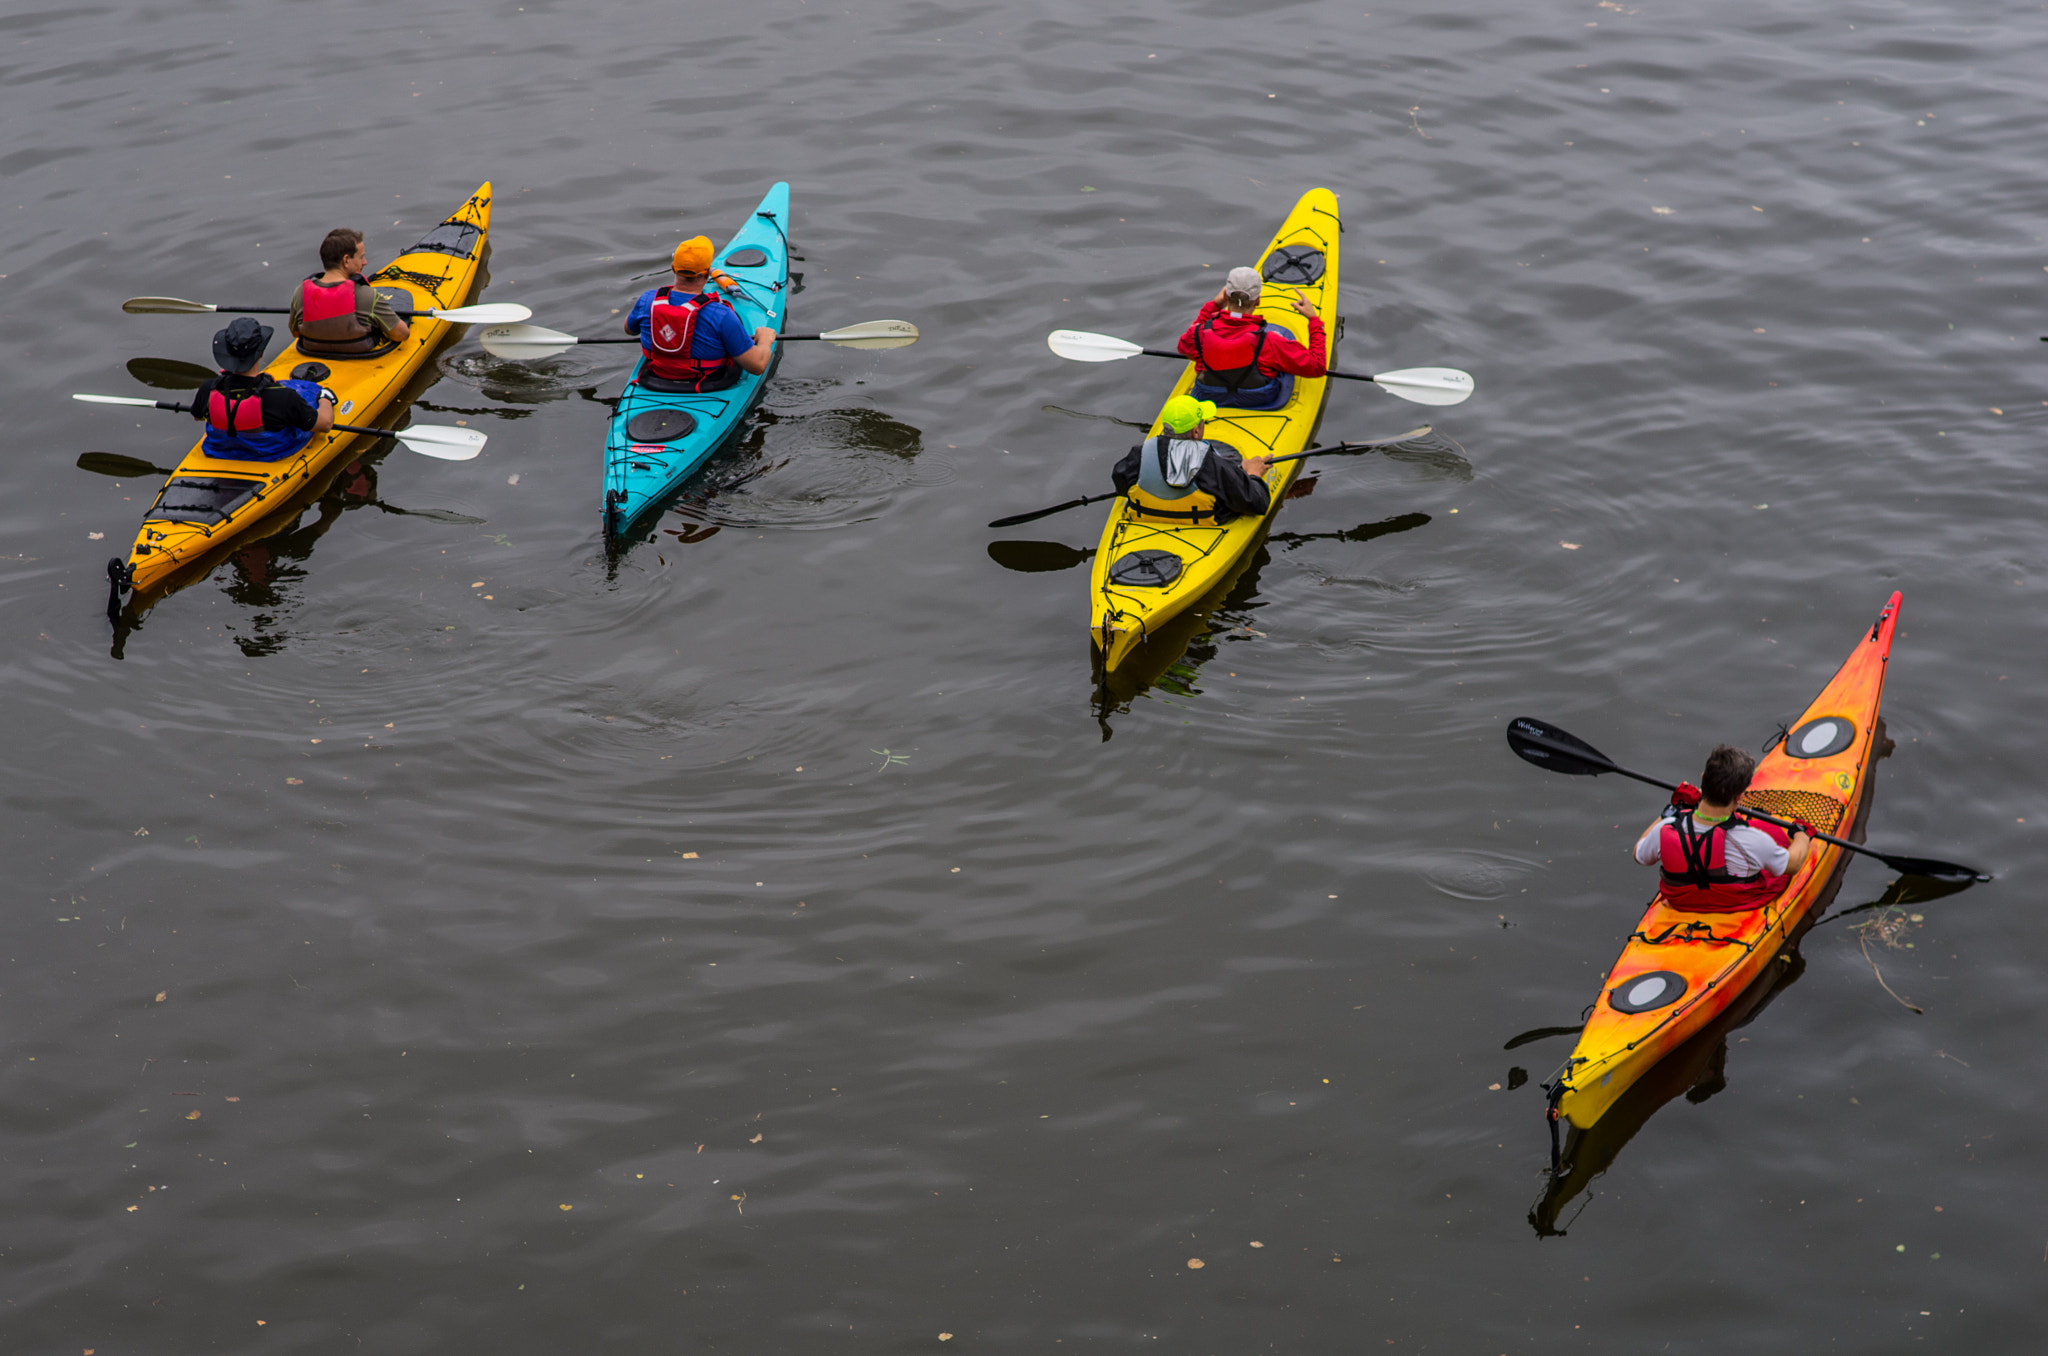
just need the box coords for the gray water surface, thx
[4,1,2045,1351]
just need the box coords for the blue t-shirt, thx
[625,288,753,360]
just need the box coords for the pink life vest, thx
[643,287,738,387]
[1656,814,1789,912]
[297,276,380,354]
[207,385,267,432]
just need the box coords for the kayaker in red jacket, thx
[1633,745,1814,912]
[1177,266,1326,409]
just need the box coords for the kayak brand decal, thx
[1784,717,1856,760]
[1608,970,1687,1014]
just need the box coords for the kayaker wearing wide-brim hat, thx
[1110,394,1272,526]
[1634,744,1816,912]
[288,228,411,357]
[1177,266,1326,411]
[622,235,777,394]
[188,316,336,462]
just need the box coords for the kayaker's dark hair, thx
[1701,744,1755,804]
[320,228,365,270]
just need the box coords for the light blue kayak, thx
[603,181,790,542]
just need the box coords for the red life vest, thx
[643,287,739,388]
[1656,814,1788,912]
[1192,314,1273,393]
[207,383,268,432]
[296,276,380,354]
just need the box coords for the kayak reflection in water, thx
[228,458,377,596]
[1110,395,1271,525]
[1634,745,1815,911]
[1179,266,1326,410]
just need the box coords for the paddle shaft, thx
[522,332,835,346]
[987,491,1122,529]
[192,305,478,320]
[1128,346,1403,388]
[1511,728,1962,876]
[1266,430,1432,466]
[134,398,450,444]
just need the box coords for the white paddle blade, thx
[1048,329,1145,363]
[478,323,580,360]
[74,393,161,407]
[431,303,533,324]
[819,319,919,350]
[1371,366,1475,407]
[390,425,487,460]
[122,296,219,315]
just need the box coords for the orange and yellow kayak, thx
[111,182,495,609]
[1551,592,1902,1130]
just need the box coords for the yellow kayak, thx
[111,182,496,610]
[1088,187,1340,671]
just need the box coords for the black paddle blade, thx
[77,452,172,478]
[378,504,488,525]
[126,356,215,390]
[1869,851,1990,885]
[1506,717,1619,777]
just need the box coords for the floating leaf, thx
[185,1111,201,1120]
[155,991,167,1002]
[286,777,304,785]
[1186,1257,1204,1269]
[559,1203,572,1211]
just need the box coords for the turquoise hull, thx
[602,181,791,541]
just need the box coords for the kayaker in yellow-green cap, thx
[1110,394,1273,524]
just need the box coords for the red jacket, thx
[1176,300,1327,378]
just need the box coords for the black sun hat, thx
[212,316,274,371]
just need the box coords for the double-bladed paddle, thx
[121,295,532,324]
[72,393,487,461]
[1046,329,1475,407]
[477,319,920,360]
[984,428,1437,529]
[1504,715,1989,884]
[73,451,483,523]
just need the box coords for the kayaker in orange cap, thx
[288,228,411,357]
[1634,745,1815,912]
[1110,394,1272,525]
[622,235,776,392]
[1177,266,1325,411]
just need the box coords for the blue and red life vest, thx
[200,376,326,462]
[1655,814,1788,912]
[642,287,740,389]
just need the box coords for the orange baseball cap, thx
[671,236,715,274]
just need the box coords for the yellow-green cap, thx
[1160,395,1218,433]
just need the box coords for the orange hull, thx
[1554,592,1902,1129]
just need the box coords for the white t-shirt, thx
[1635,813,1790,877]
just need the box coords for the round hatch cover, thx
[1262,245,1326,285]
[723,248,770,268]
[624,409,698,444]
[1107,550,1183,588]
[1608,970,1687,1014]
[1785,717,1856,760]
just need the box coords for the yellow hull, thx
[119,182,495,598]
[1087,188,1340,670]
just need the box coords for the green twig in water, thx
[1853,907,1924,1014]
[870,749,910,773]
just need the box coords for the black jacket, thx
[1110,437,1272,522]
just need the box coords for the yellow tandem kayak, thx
[1088,187,1340,671]
[111,182,496,612]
